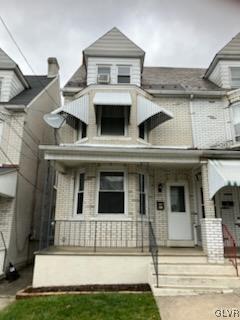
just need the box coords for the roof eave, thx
[205,54,240,79]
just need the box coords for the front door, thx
[167,182,192,242]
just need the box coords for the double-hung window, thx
[97,65,111,84]
[139,174,146,215]
[232,103,240,142]
[97,105,129,136]
[76,173,85,214]
[77,121,87,140]
[98,172,125,214]
[118,66,130,84]
[231,67,240,88]
[138,123,148,141]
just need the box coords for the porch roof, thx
[208,160,240,199]
[39,145,240,169]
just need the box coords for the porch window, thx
[98,172,125,214]
[76,173,85,214]
[231,67,240,88]
[118,66,130,84]
[170,186,185,212]
[139,174,146,215]
[97,105,129,136]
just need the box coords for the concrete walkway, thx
[156,293,240,320]
[0,265,33,311]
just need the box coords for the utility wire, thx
[0,15,60,109]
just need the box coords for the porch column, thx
[200,162,224,263]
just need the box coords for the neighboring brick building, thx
[0,49,61,274]
[34,28,240,293]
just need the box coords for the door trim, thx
[166,181,193,245]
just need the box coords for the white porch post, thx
[201,162,224,263]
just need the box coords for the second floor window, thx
[77,121,87,140]
[118,66,130,84]
[97,105,129,136]
[231,67,240,88]
[232,103,240,142]
[97,66,111,84]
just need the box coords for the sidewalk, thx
[0,265,33,310]
[156,293,240,320]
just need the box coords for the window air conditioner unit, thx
[97,74,110,84]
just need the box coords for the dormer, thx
[83,27,145,87]
[0,48,29,102]
[204,32,240,89]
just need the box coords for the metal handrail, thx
[222,223,238,276]
[0,231,7,272]
[149,221,159,287]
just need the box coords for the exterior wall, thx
[87,57,141,86]
[0,111,25,164]
[0,70,24,102]
[151,97,193,147]
[0,76,61,268]
[200,162,224,263]
[209,60,240,89]
[54,164,197,247]
[33,254,150,287]
[191,97,233,148]
[61,89,196,148]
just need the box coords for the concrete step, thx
[150,284,234,296]
[155,264,237,276]
[155,275,240,288]
[157,256,207,263]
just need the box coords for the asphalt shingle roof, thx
[1,75,53,106]
[64,65,223,92]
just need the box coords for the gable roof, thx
[83,27,145,62]
[205,32,240,78]
[0,75,54,106]
[0,48,29,88]
[0,48,17,69]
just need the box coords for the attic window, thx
[231,67,240,88]
[118,66,130,84]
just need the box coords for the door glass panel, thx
[170,186,185,212]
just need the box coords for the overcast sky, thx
[1,0,240,86]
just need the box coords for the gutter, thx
[145,89,227,98]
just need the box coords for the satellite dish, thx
[43,113,67,129]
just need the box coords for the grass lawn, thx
[0,293,160,320]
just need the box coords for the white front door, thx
[167,182,192,241]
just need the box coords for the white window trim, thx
[97,105,128,137]
[0,120,4,144]
[95,168,128,218]
[230,67,240,89]
[73,169,86,219]
[231,102,240,143]
[76,121,87,142]
[138,173,149,217]
[138,122,148,142]
[117,65,131,84]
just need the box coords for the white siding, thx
[191,98,232,148]
[0,70,24,102]
[209,61,240,89]
[87,57,141,86]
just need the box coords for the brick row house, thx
[33,28,240,295]
[0,49,60,276]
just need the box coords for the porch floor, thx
[37,246,205,256]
